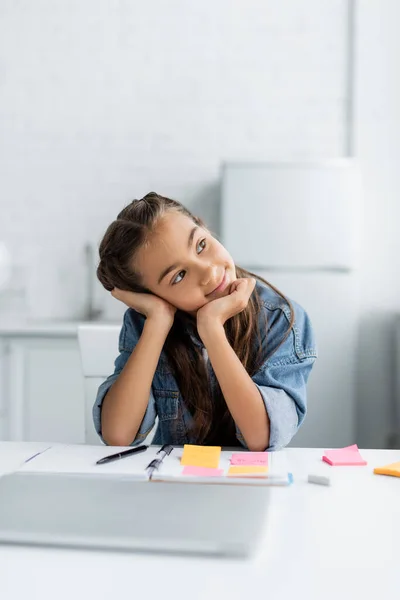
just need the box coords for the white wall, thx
[354,1,400,448]
[0,0,348,321]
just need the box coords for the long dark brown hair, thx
[97,192,294,442]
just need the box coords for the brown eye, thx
[172,270,185,285]
[197,239,206,254]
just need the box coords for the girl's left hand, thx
[197,277,256,334]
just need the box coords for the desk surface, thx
[0,444,399,600]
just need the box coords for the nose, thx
[199,263,217,287]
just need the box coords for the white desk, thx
[0,444,399,600]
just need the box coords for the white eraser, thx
[308,474,331,486]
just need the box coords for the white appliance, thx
[221,160,362,447]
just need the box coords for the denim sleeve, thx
[92,310,157,446]
[235,300,317,450]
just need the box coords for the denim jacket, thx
[93,281,317,450]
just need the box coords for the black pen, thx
[96,444,148,465]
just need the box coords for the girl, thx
[95,192,317,451]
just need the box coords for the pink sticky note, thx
[182,465,224,477]
[230,452,268,467]
[322,444,367,466]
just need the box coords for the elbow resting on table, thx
[242,431,270,453]
[101,426,136,447]
[246,440,269,452]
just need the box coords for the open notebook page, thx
[0,442,53,478]
[18,444,161,480]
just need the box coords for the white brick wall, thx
[0,0,348,320]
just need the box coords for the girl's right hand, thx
[111,288,176,326]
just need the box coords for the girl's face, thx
[134,211,237,313]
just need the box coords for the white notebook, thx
[18,444,160,480]
[18,444,292,486]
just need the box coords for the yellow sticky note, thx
[181,445,221,469]
[227,465,268,477]
[373,461,400,478]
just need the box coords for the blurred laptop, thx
[0,472,269,558]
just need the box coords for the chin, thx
[191,301,208,313]
[179,304,203,314]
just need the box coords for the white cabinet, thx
[0,331,85,443]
